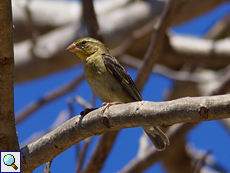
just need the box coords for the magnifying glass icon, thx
[3,154,18,170]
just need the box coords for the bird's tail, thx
[142,126,170,151]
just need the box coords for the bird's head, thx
[66,37,109,61]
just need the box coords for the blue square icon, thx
[0,152,21,173]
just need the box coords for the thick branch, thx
[14,24,81,82]
[13,0,225,39]
[159,35,230,70]
[81,1,115,172]
[21,94,230,172]
[82,131,119,173]
[0,0,19,151]
[82,0,103,41]
[14,1,229,82]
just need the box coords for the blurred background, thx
[13,0,230,172]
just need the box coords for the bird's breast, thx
[84,66,134,103]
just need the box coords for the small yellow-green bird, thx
[66,37,169,151]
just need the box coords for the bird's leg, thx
[101,102,123,113]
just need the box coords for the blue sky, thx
[15,2,230,173]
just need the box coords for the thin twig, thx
[67,98,82,164]
[120,54,221,83]
[188,145,227,172]
[43,160,53,173]
[74,96,92,109]
[76,137,93,173]
[135,0,183,91]
[118,123,198,173]
[74,94,94,173]
[67,98,75,118]
[205,14,230,39]
[192,150,212,173]
[20,110,69,147]
[16,73,85,124]
[110,18,157,57]
[209,68,230,96]
[74,93,95,173]
[219,119,230,136]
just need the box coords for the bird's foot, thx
[101,102,123,113]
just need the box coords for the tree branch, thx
[119,123,198,173]
[13,0,228,82]
[82,0,103,41]
[135,0,183,90]
[13,0,226,39]
[75,137,92,173]
[21,94,230,172]
[80,0,117,172]
[206,14,230,39]
[0,0,19,151]
[16,73,85,124]
[82,131,119,173]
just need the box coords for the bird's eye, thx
[82,40,87,45]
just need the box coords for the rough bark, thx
[0,0,19,151]
[21,95,230,172]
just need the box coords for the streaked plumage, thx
[66,37,170,151]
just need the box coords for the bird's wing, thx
[103,54,142,101]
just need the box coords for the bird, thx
[66,37,170,151]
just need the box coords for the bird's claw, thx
[101,102,123,114]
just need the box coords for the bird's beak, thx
[66,43,77,52]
